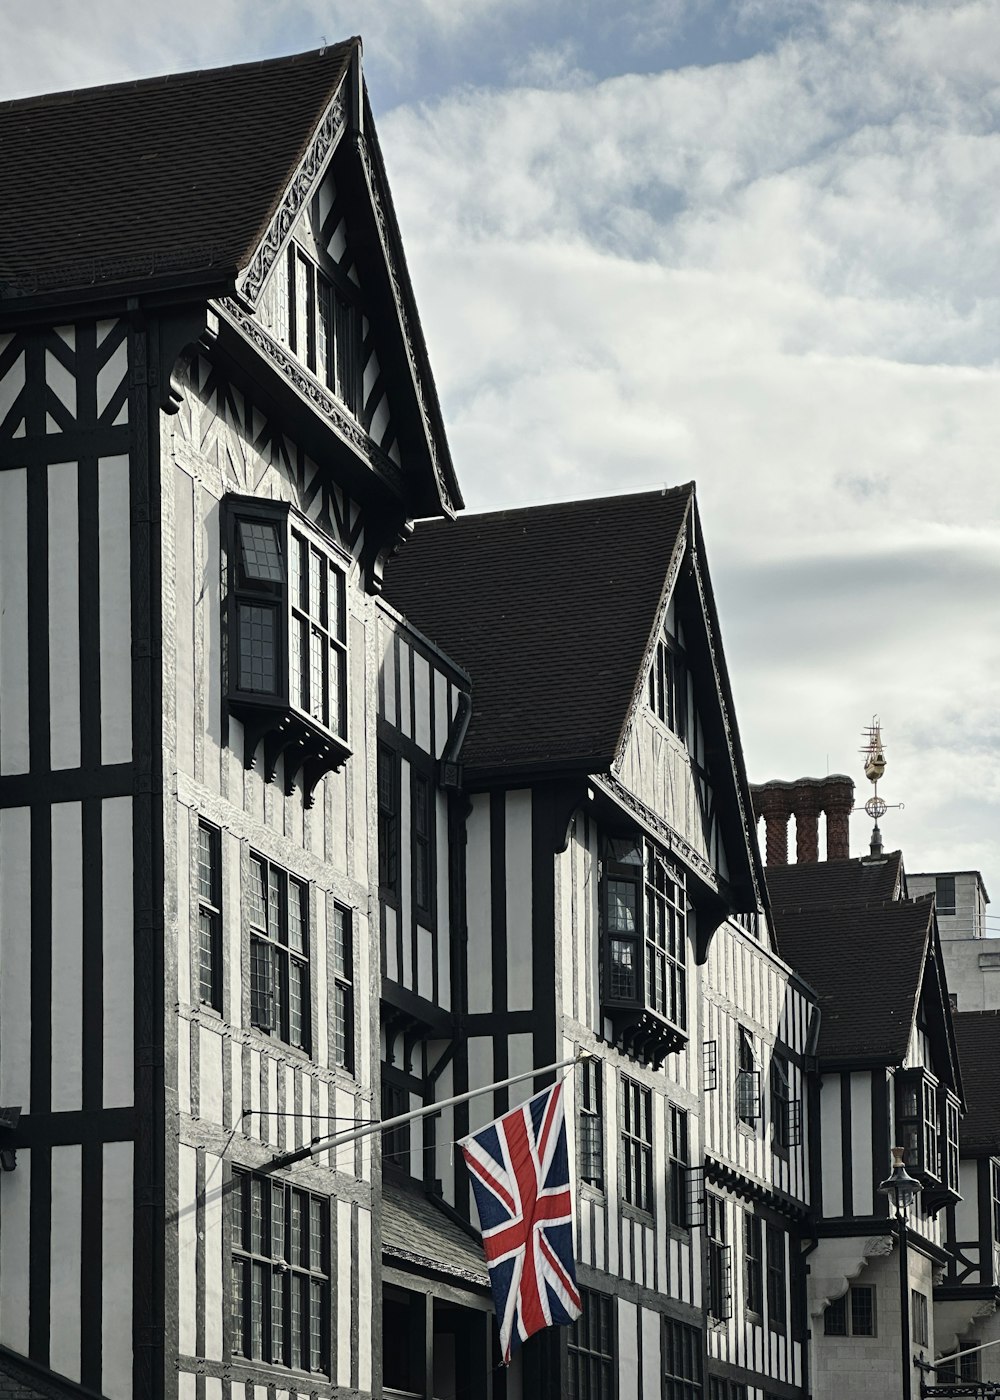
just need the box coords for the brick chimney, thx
[750,775,855,866]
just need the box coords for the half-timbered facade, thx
[935,1011,1000,1386]
[0,41,462,1400]
[767,848,964,1400]
[383,488,817,1399]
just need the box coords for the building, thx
[4,37,996,1400]
[383,490,817,1400]
[935,1010,1000,1386]
[0,40,462,1400]
[907,872,996,1013]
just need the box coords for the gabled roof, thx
[952,1011,1000,1156]
[383,486,694,775]
[771,891,934,1064]
[0,46,354,299]
[766,851,904,915]
[0,44,462,515]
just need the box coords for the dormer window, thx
[225,497,350,803]
[895,1069,961,1210]
[601,836,688,1064]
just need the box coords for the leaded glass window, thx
[248,854,310,1052]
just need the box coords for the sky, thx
[5,0,1000,918]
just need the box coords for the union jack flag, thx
[459,1079,582,1362]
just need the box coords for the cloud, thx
[377,1,1000,891]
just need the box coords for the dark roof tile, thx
[0,45,354,297]
[765,851,903,914]
[383,487,693,774]
[771,888,932,1063]
[382,1181,488,1287]
[953,1011,1000,1155]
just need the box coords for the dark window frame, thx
[620,1075,653,1216]
[600,836,687,1041]
[707,1195,732,1322]
[662,1316,703,1400]
[896,1068,941,1181]
[247,853,311,1054]
[288,244,363,415]
[412,765,435,922]
[377,741,401,902]
[567,1287,616,1400]
[230,1167,330,1374]
[765,1223,787,1334]
[912,1289,929,1348]
[936,874,957,916]
[648,632,688,741]
[331,904,354,1074]
[578,1058,604,1192]
[224,497,349,748]
[744,1212,763,1317]
[824,1284,876,1337]
[669,1104,690,1231]
[196,819,223,1011]
[736,1029,761,1127]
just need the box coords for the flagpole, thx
[263,1049,591,1174]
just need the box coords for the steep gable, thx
[384,483,764,918]
[0,46,354,301]
[383,486,694,776]
[0,44,461,519]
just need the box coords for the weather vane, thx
[857,715,904,856]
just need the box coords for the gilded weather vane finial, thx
[857,715,903,856]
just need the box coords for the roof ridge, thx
[420,482,696,525]
[0,41,358,113]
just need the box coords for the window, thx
[736,1030,760,1126]
[936,875,956,916]
[702,1041,717,1091]
[824,1285,876,1337]
[413,770,434,920]
[770,1054,788,1150]
[939,1343,980,1383]
[287,246,362,414]
[332,905,353,1072]
[669,1105,689,1229]
[940,1090,960,1194]
[663,1318,702,1400]
[707,1195,732,1322]
[382,1080,409,1171]
[601,838,687,1045]
[578,1059,604,1190]
[765,1224,786,1333]
[708,1382,747,1400]
[226,500,348,748]
[377,742,400,897]
[231,1169,329,1373]
[620,1076,652,1213]
[744,1214,763,1316]
[567,1289,615,1399]
[248,855,310,1051]
[912,1289,929,1348]
[992,1161,1000,1242]
[649,633,687,740]
[196,820,222,1010]
[896,1069,940,1178]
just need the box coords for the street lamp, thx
[878,1146,923,1400]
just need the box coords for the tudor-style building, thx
[934,1011,1000,1385]
[383,487,817,1399]
[0,41,462,1400]
[763,829,964,1400]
